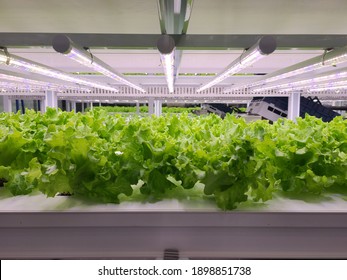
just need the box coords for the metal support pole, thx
[154,100,162,117]
[2,96,12,112]
[15,100,20,112]
[66,101,71,112]
[45,91,58,111]
[71,101,76,112]
[136,102,140,115]
[148,98,154,115]
[33,100,38,112]
[20,100,25,114]
[41,99,46,113]
[288,91,301,122]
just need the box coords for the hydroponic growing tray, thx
[0,191,347,259]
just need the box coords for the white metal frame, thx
[1,86,347,99]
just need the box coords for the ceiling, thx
[1,0,347,102]
[1,0,347,34]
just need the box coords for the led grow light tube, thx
[0,80,40,90]
[251,68,347,92]
[196,36,276,92]
[290,80,347,92]
[225,45,347,93]
[0,69,91,91]
[174,0,182,13]
[0,49,118,92]
[260,80,347,94]
[308,84,347,92]
[0,81,58,93]
[0,75,57,89]
[157,35,176,93]
[52,35,146,93]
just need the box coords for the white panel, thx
[1,0,347,35]
[189,0,347,34]
[0,0,160,34]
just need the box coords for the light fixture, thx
[0,75,55,90]
[0,69,91,91]
[225,45,347,93]
[308,83,347,92]
[52,35,146,93]
[0,81,37,91]
[174,0,182,13]
[0,48,118,91]
[251,67,347,92]
[283,80,347,93]
[197,36,276,92]
[157,34,175,93]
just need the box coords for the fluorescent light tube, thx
[308,84,347,92]
[52,35,146,93]
[197,36,276,92]
[174,0,182,13]
[226,45,347,93]
[157,35,176,93]
[288,80,347,92]
[259,80,347,93]
[0,49,118,92]
[251,67,347,92]
[0,69,90,91]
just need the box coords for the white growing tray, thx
[0,190,347,259]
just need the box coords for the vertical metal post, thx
[66,101,71,112]
[71,101,76,112]
[3,96,12,112]
[136,102,140,115]
[33,100,38,112]
[148,97,154,115]
[154,100,162,117]
[20,100,25,114]
[15,99,20,112]
[45,91,58,110]
[288,91,301,122]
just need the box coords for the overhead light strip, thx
[276,80,347,93]
[0,69,91,91]
[0,49,118,92]
[174,0,182,14]
[225,45,347,93]
[0,80,41,91]
[251,68,347,92]
[157,35,176,93]
[52,35,146,93]
[308,84,347,92]
[197,36,276,93]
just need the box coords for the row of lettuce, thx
[0,108,346,210]
[87,105,201,114]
